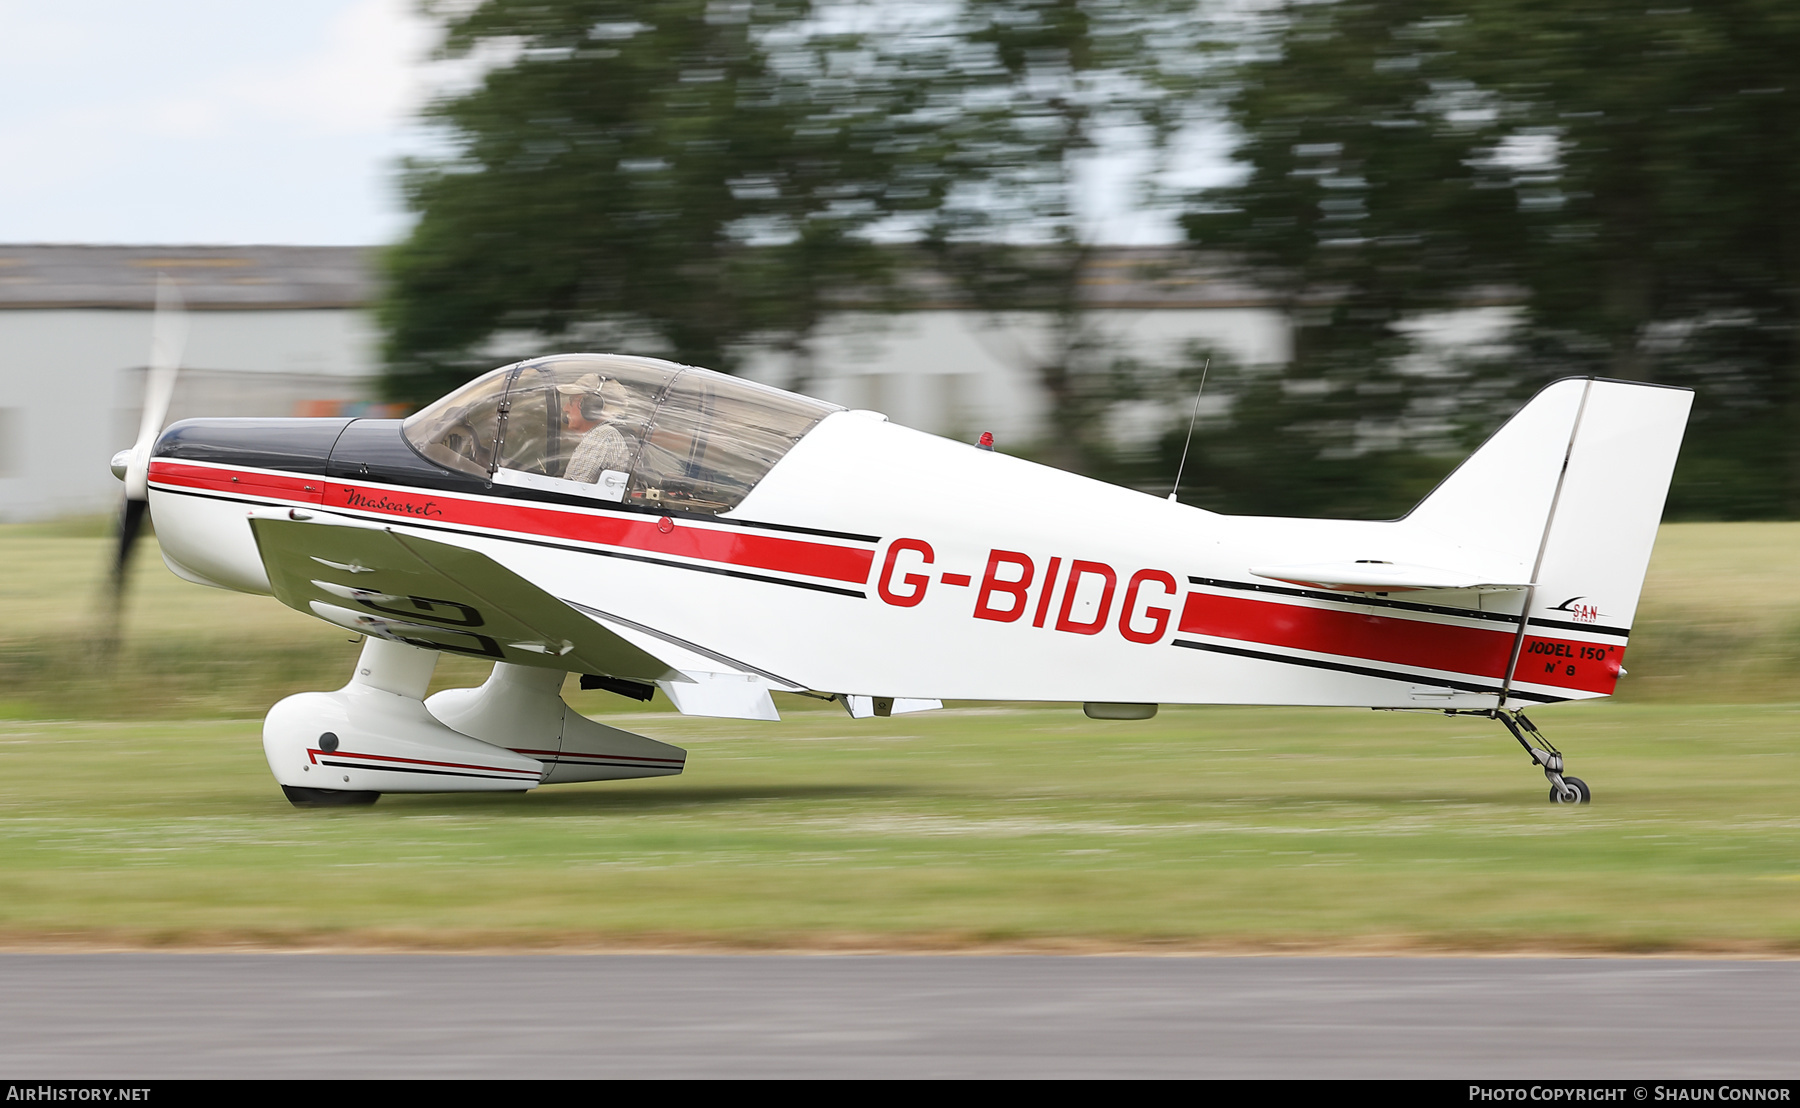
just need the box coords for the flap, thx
[657,672,781,721]
[565,599,805,692]
[1249,560,1529,593]
[840,695,943,719]
[248,511,680,681]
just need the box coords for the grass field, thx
[0,520,1797,952]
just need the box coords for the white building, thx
[0,245,382,521]
[740,249,1291,446]
[0,244,1290,522]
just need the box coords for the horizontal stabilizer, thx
[1249,561,1528,593]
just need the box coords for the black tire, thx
[1548,776,1591,804]
[281,785,381,809]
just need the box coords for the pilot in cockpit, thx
[558,374,636,483]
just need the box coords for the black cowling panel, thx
[154,418,354,473]
[326,419,491,495]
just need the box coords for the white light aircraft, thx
[113,339,1691,807]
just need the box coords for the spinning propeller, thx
[108,275,186,612]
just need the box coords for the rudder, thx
[1408,378,1692,703]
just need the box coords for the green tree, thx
[1184,0,1800,518]
[382,0,948,405]
[918,0,1210,471]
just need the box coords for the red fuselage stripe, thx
[1178,591,1621,694]
[150,461,324,503]
[149,460,874,585]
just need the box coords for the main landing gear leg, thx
[1494,710,1590,804]
[263,637,546,808]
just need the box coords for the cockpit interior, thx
[403,354,840,515]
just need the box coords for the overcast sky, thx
[0,0,435,245]
[0,1,1224,248]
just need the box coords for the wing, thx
[248,511,680,682]
[249,510,798,719]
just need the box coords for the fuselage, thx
[145,374,1634,712]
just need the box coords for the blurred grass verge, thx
[0,703,1795,953]
[1623,523,1800,701]
[0,523,514,719]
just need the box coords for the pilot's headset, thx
[564,373,617,422]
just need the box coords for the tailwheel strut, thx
[1494,710,1590,804]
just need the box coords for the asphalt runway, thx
[1,954,1796,1079]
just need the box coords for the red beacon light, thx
[976,432,994,452]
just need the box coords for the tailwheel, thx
[1549,776,1591,804]
[281,785,381,809]
[1488,710,1594,805]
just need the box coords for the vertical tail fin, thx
[1408,377,1692,702]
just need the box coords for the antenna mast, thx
[1167,357,1210,503]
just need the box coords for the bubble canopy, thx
[402,354,841,515]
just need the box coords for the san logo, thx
[1550,596,1602,624]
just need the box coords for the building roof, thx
[0,245,375,310]
[0,243,1295,313]
[883,246,1284,310]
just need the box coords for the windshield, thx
[402,354,839,515]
